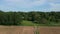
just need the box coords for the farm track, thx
[0,26,60,34]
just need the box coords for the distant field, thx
[0,26,60,34]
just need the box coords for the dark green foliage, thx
[0,11,22,25]
[22,11,60,24]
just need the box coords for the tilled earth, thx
[38,26,60,34]
[0,26,60,34]
[0,26,35,34]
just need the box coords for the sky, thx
[0,0,60,12]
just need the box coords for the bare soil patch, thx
[0,26,60,34]
[0,26,34,34]
[38,26,60,34]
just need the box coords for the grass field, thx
[21,20,40,26]
[21,20,60,26]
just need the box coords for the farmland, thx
[0,11,60,34]
[0,26,60,34]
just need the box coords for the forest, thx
[0,10,60,26]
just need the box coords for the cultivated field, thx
[38,26,60,34]
[0,26,60,34]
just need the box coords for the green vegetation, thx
[35,31,40,34]
[0,10,22,26]
[34,26,40,34]
[21,20,39,26]
[0,10,60,26]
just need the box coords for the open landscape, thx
[0,0,60,34]
[0,11,60,34]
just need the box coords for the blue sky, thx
[0,0,60,11]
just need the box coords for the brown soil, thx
[0,26,35,34]
[38,26,60,34]
[0,26,60,34]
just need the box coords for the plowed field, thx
[38,26,60,34]
[0,26,60,34]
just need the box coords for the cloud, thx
[49,3,60,11]
[0,0,60,11]
[48,0,60,11]
[4,0,47,8]
[49,0,60,3]
[27,0,47,6]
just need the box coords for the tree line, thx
[0,10,60,25]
